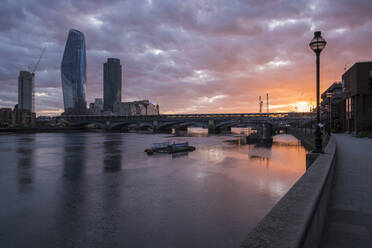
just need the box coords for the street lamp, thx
[309,31,327,153]
[326,92,333,136]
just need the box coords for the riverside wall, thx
[241,136,337,248]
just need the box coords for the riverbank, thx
[242,136,337,248]
[289,128,329,152]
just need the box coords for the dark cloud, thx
[1,0,372,114]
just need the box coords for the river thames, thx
[0,129,306,248]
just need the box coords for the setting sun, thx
[292,101,314,112]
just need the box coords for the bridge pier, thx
[152,120,158,133]
[175,126,188,131]
[247,123,273,144]
[174,126,188,136]
[208,120,216,134]
[105,121,111,130]
[219,126,231,132]
[262,123,272,140]
[157,127,172,133]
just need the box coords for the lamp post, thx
[309,31,327,153]
[326,92,333,136]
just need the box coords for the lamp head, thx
[309,31,327,53]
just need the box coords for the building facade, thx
[89,98,104,114]
[0,106,36,128]
[61,29,87,114]
[113,100,159,116]
[320,82,343,132]
[104,58,122,111]
[18,71,35,112]
[0,108,14,127]
[342,62,372,133]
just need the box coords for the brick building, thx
[342,62,372,133]
[0,106,35,128]
[0,108,15,127]
[321,82,343,132]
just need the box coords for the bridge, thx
[56,112,315,133]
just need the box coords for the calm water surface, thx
[0,130,306,248]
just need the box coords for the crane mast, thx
[32,47,46,74]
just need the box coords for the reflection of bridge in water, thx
[57,112,314,135]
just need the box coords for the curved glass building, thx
[61,29,87,113]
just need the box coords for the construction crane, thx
[31,47,46,74]
[266,93,269,113]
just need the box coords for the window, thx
[346,97,355,119]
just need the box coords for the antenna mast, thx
[259,96,263,113]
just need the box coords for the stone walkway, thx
[321,134,372,248]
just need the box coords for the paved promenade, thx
[321,134,372,247]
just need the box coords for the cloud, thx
[0,0,372,115]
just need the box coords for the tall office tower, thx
[61,29,87,113]
[18,71,35,112]
[103,58,122,111]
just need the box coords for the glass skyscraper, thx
[61,29,87,113]
[104,58,122,111]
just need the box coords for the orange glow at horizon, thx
[291,101,315,112]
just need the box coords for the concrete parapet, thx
[306,153,319,169]
[241,137,337,248]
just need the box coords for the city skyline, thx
[1,0,372,116]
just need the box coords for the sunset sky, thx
[1,0,372,115]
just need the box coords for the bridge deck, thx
[58,112,314,120]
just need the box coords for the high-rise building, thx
[61,29,87,113]
[18,71,35,112]
[104,58,122,111]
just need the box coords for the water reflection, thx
[62,134,86,180]
[231,127,255,136]
[171,127,257,138]
[56,134,87,247]
[103,133,122,172]
[249,154,270,162]
[187,127,209,136]
[171,151,189,159]
[97,135,124,247]
[0,132,307,248]
[16,135,35,190]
